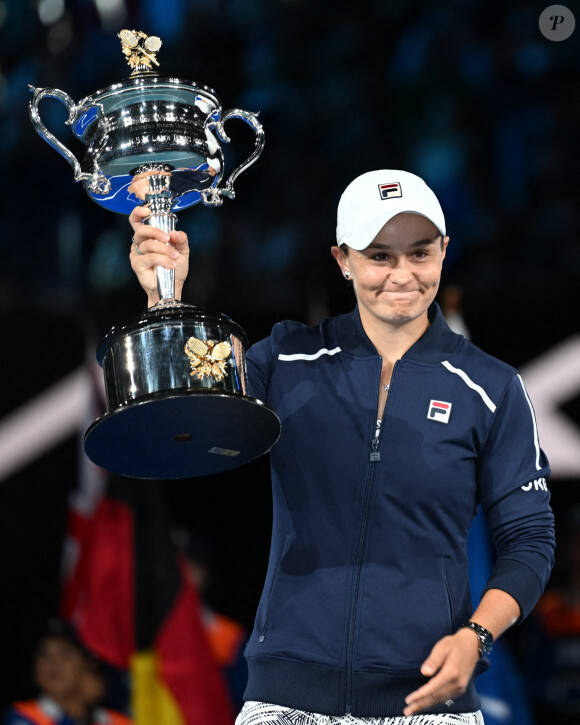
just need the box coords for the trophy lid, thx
[75,75,221,118]
[73,29,220,121]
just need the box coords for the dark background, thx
[0,0,579,714]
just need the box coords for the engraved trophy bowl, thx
[28,30,281,479]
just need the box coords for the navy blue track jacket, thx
[243,303,555,717]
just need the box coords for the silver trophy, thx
[29,29,280,479]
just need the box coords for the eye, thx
[370,252,389,261]
[411,250,428,260]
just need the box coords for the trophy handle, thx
[201,109,265,207]
[28,85,111,194]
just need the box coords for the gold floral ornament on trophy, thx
[118,29,162,72]
[28,30,281,479]
[185,338,232,382]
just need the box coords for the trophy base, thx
[85,303,280,479]
[84,390,280,479]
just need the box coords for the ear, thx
[331,245,349,275]
[441,236,449,264]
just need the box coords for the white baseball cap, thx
[336,170,446,250]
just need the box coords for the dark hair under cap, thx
[35,618,92,659]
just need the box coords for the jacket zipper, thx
[345,360,399,713]
[370,427,381,462]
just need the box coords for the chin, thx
[379,302,420,318]
[385,306,429,325]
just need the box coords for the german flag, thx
[63,477,234,725]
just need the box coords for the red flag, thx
[64,479,234,725]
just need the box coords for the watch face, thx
[480,636,493,655]
[476,627,493,653]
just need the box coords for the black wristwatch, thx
[458,621,494,656]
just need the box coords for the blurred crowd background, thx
[0,0,579,723]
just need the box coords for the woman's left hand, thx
[402,628,479,716]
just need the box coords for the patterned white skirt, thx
[236,701,485,725]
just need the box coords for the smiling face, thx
[332,213,448,335]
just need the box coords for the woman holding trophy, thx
[129,169,555,724]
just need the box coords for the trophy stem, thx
[142,172,178,305]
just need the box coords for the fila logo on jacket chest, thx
[428,400,453,423]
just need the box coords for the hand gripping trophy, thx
[29,30,281,479]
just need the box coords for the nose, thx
[388,258,414,285]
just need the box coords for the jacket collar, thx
[38,696,64,719]
[335,302,461,363]
[38,695,108,724]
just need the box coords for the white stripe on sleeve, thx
[441,360,497,413]
[517,374,542,471]
[278,347,341,362]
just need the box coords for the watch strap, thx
[458,620,494,656]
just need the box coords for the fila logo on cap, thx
[428,400,452,424]
[378,182,402,200]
